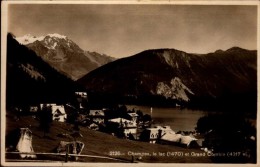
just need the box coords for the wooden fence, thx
[5,152,134,163]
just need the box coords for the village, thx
[33,91,202,146]
[6,91,207,162]
[6,88,257,164]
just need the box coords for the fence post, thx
[65,145,69,162]
[65,152,68,162]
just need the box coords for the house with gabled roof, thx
[107,117,138,138]
[88,109,105,124]
[127,112,139,123]
[52,105,67,122]
[140,126,176,144]
[40,103,67,122]
[159,132,199,148]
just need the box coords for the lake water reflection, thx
[127,105,209,132]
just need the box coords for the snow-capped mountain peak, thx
[13,33,115,80]
[15,34,45,45]
[46,33,67,39]
[15,33,68,45]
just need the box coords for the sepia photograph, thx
[1,1,259,166]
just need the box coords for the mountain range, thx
[15,34,115,80]
[6,33,81,107]
[78,47,257,111]
[7,32,257,112]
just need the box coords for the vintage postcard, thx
[1,0,259,166]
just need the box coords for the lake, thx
[126,105,212,132]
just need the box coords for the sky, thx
[8,4,257,58]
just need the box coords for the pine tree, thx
[39,104,53,137]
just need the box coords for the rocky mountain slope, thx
[78,47,257,111]
[15,34,115,80]
[6,33,80,107]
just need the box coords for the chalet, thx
[161,133,182,143]
[40,104,67,122]
[108,118,137,137]
[160,126,175,135]
[88,109,105,124]
[140,126,161,143]
[52,105,67,122]
[127,112,139,123]
[160,133,199,148]
[123,123,138,137]
[140,126,176,144]
[108,118,137,128]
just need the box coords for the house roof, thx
[52,105,66,115]
[108,118,129,123]
[128,113,139,117]
[180,135,197,145]
[146,126,162,131]
[161,133,197,145]
[108,118,137,127]
[161,133,182,142]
